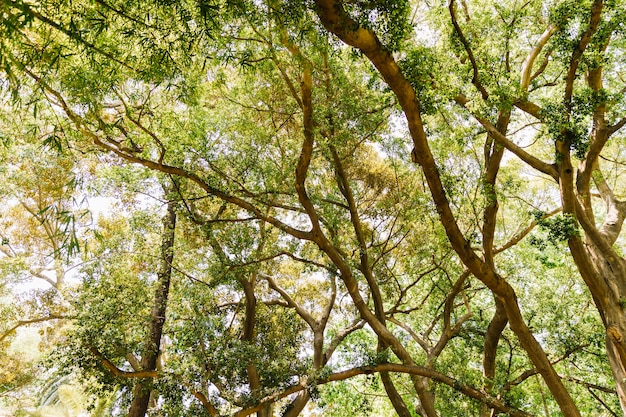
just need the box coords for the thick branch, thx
[520,25,557,91]
[313,2,580,415]
[593,169,626,245]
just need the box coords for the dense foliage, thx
[1,0,626,416]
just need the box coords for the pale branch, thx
[233,364,534,417]
[190,390,219,417]
[530,49,553,82]
[262,299,290,308]
[574,198,622,262]
[493,207,562,255]
[520,25,557,92]
[125,353,141,371]
[513,99,543,121]
[592,169,626,246]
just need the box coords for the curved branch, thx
[323,318,366,361]
[0,315,67,343]
[12,58,316,247]
[520,25,557,91]
[313,2,580,415]
[294,62,321,233]
[514,100,543,120]
[494,207,562,255]
[455,95,557,178]
[261,273,317,329]
[594,169,626,245]
[449,0,489,99]
[233,363,534,417]
[608,117,626,137]
[564,0,603,104]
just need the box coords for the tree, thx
[0,95,86,413]
[1,0,625,416]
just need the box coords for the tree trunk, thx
[241,277,272,417]
[128,183,177,417]
[480,298,507,417]
[585,245,626,414]
[281,391,310,417]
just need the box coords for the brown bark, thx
[235,363,534,417]
[281,391,310,417]
[331,147,418,416]
[312,2,580,415]
[583,243,626,414]
[241,277,272,417]
[480,111,510,417]
[128,181,177,417]
[480,298,507,417]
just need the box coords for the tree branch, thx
[0,315,67,343]
[520,25,557,91]
[455,95,557,178]
[494,207,562,255]
[88,346,158,379]
[449,0,489,99]
[233,363,534,417]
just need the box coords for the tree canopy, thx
[1,0,626,416]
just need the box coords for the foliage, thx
[1,0,626,416]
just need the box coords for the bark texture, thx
[127,183,177,417]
